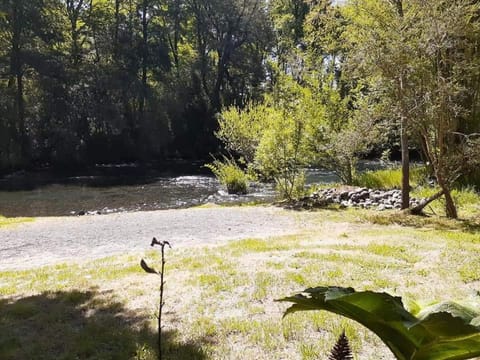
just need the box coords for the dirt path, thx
[0,206,319,270]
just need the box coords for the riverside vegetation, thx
[206,0,480,220]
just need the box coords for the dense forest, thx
[0,0,274,169]
[1,0,480,198]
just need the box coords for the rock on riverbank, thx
[287,187,423,210]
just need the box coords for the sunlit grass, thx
[0,215,34,228]
[225,235,302,254]
[353,166,426,189]
[2,207,480,359]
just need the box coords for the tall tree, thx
[344,0,413,207]
[345,0,480,217]
[189,0,272,111]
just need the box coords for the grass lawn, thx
[1,208,480,359]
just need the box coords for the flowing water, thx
[0,161,383,217]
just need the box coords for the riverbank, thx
[1,206,479,359]
[0,205,318,270]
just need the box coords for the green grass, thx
[224,236,303,254]
[364,243,420,264]
[0,215,34,228]
[353,166,426,189]
[2,208,480,359]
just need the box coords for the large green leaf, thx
[278,287,480,360]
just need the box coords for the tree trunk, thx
[114,0,120,57]
[391,0,410,210]
[409,189,444,215]
[167,0,181,77]
[443,189,458,219]
[139,0,148,122]
[11,0,27,161]
[212,56,225,111]
[400,115,410,209]
[437,174,458,219]
[213,36,233,111]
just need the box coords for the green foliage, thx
[457,170,480,191]
[279,286,480,360]
[353,166,427,189]
[205,157,249,195]
[343,0,480,217]
[312,88,384,184]
[218,76,322,199]
[0,0,273,170]
[217,72,382,196]
[217,103,274,164]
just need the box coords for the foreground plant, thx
[329,331,353,360]
[140,238,171,360]
[279,286,480,360]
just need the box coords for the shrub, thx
[205,157,249,195]
[217,76,318,200]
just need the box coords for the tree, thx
[408,0,480,218]
[189,0,272,111]
[344,0,480,218]
[269,0,309,73]
[343,0,414,208]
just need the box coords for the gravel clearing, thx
[0,206,314,270]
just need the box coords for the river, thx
[0,161,384,217]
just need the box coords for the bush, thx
[205,157,249,195]
[275,170,306,200]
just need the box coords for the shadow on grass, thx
[0,289,206,360]
[278,201,342,212]
[458,219,480,233]
[361,210,480,234]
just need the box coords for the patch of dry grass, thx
[1,209,480,359]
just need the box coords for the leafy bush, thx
[279,286,480,360]
[217,74,384,196]
[205,157,249,195]
[218,76,326,200]
[217,103,273,164]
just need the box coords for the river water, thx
[0,162,383,217]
